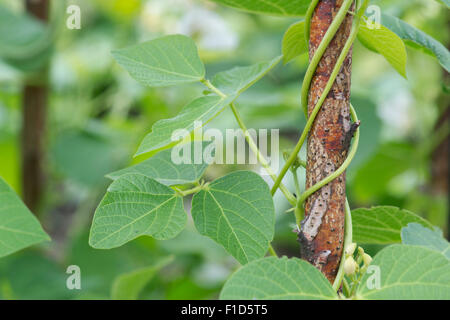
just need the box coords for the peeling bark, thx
[22,0,49,213]
[298,0,355,283]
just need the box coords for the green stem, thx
[332,198,353,291]
[301,0,355,117]
[229,102,297,206]
[268,244,278,257]
[342,277,351,297]
[200,79,226,98]
[199,81,296,206]
[297,104,359,206]
[175,184,205,197]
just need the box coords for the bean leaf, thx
[401,223,450,259]
[107,142,213,186]
[89,174,187,249]
[112,34,205,87]
[282,21,308,64]
[0,177,50,258]
[220,256,338,300]
[211,55,282,95]
[352,206,434,244]
[208,0,310,17]
[135,95,235,156]
[358,18,408,78]
[191,171,275,265]
[382,14,450,72]
[356,245,450,300]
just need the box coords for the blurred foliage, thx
[0,0,447,299]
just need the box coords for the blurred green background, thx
[0,0,448,299]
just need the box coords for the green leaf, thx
[220,256,337,299]
[352,206,434,244]
[358,18,407,78]
[89,174,187,249]
[191,171,275,265]
[356,245,450,300]
[282,21,308,64]
[401,223,450,259]
[209,0,310,17]
[381,14,450,72]
[0,177,50,258]
[112,34,205,87]
[107,142,213,186]
[212,56,282,95]
[135,56,281,156]
[135,95,235,156]
[111,256,173,300]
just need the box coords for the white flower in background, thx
[140,0,238,51]
[375,76,415,140]
[176,7,238,51]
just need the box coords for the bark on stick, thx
[298,0,355,283]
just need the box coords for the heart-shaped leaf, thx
[401,223,450,259]
[112,34,205,87]
[89,174,187,249]
[0,177,50,258]
[108,142,213,186]
[211,56,282,95]
[352,206,434,244]
[191,171,275,265]
[282,21,308,64]
[135,95,235,156]
[220,256,338,300]
[358,18,408,78]
[381,14,450,72]
[356,245,450,300]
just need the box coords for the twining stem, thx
[332,198,353,291]
[229,103,297,206]
[200,80,297,206]
[296,0,368,283]
[268,244,278,257]
[270,0,355,196]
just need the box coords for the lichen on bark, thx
[298,0,356,283]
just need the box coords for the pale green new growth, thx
[107,142,213,186]
[352,206,434,244]
[220,256,338,300]
[401,223,450,259]
[0,177,50,258]
[382,14,450,72]
[89,174,187,249]
[191,171,275,265]
[111,256,174,300]
[112,35,205,87]
[356,245,450,299]
[358,18,408,78]
[282,21,308,64]
[209,0,310,17]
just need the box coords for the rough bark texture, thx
[298,0,355,283]
[22,0,49,213]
